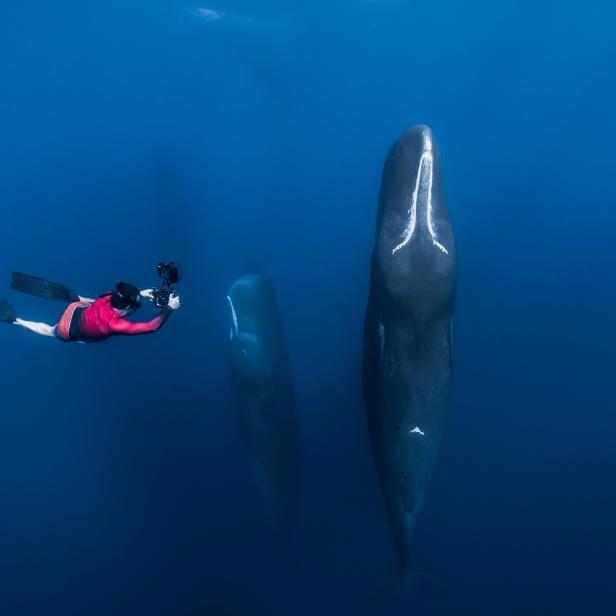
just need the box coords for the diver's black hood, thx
[111,282,141,310]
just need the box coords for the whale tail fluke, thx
[362,571,445,611]
[270,531,301,572]
[408,571,446,598]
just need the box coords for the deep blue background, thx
[1,1,615,614]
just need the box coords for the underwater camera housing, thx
[151,261,182,309]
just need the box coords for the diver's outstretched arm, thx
[109,309,172,335]
[14,318,56,337]
[77,296,95,303]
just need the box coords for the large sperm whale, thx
[362,124,456,584]
[226,268,300,540]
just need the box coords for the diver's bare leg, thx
[14,318,56,337]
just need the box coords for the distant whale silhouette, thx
[192,7,294,108]
[226,267,300,540]
[362,125,456,584]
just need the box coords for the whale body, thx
[227,270,300,539]
[362,125,456,583]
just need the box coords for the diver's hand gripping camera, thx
[150,262,182,309]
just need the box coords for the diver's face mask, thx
[113,288,141,312]
[123,298,141,312]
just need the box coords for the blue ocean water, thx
[0,1,614,614]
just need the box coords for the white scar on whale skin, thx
[410,426,425,436]
[392,133,448,255]
[227,295,238,335]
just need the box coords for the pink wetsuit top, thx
[78,295,167,340]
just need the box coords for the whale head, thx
[374,125,456,322]
[227,273,278,382]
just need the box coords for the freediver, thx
[0,277,180,343]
